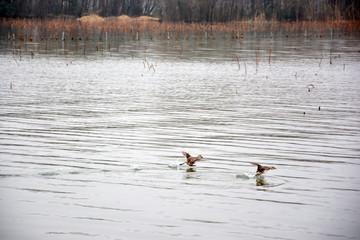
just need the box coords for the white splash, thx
[236,172,253,179]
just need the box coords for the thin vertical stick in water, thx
[319,53,323,67]
[63,38,67,55]
[19,44,21,61]
[117,33,120,52]
[255,50,259,73]
[75,36,78,54]
[234,56,240,70]
[268,47,272,64]
[330,51,332,64]
[83,33,87,55]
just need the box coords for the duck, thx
[181,152,204,166]
[250,162,276,175]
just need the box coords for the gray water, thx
[1,32,360,240]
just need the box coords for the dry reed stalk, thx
[255,49,259,72]
[63,38,67,55]
[330,51,332,64]
[319,53,323,67]
[178,47,183,56]
[184,32,189,40]
[18,44,21,60]
[83,32,87,55]
[116,33,120,52]
[234,56,240,70]
[75,36,78,54]
[268,47,272,64]
[175,26,180,40]
[3,18,360,54]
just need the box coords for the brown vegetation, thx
[5,16,359,44]
[4,15,359,58]
[134,16,161,22]
[79,14,105,24]
[2,14,360,40]
[117,15,132,22]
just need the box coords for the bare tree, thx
[1,0,358,20]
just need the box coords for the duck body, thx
[250,162,276,175]
[182,152,203,166]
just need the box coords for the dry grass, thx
[79,14,105,24]
[134,16,160,22]
[4,17,359,49]
[117,15,132,22]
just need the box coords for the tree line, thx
[1,0,359,21]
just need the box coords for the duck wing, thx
[249,162,263,172]
[182,152,191,158]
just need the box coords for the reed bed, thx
[3,15,359,63]
[4,16,359,44]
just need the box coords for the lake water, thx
[1,30,360,240]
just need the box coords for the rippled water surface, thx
[1,32,360,240]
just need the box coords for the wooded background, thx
[1,0,359,21]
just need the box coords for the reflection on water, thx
[185,167,196,173]
[256,176,268,186]
[0,30,360,240]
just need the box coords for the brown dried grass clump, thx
[115,15,160,23]
[79,14,105,24]
[117,15,133,22]
[134,16,161,22]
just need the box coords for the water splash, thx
[236,172,253,180]
[168,161,185,169]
